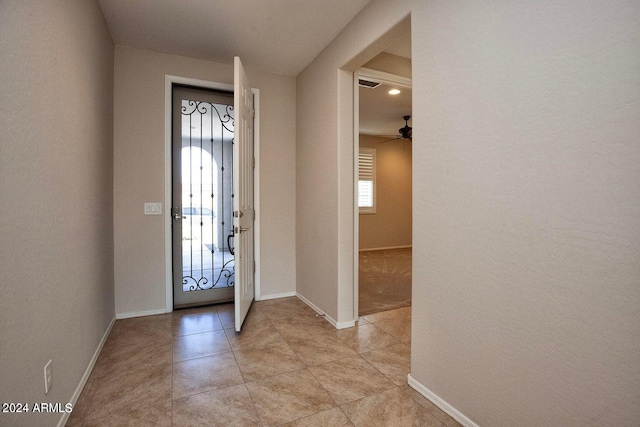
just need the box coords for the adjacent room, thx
[357,43,413,316]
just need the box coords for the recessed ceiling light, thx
[388,89,401,95]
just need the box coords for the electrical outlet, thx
[44,360,52,394]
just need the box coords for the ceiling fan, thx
[379,115,412,143]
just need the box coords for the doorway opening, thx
[165,60,258,331]
[172,85,235,308]
[355,39,412,317]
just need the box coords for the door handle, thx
[173,207,186,221]
[234,226,249,234]
[227,233,235,256]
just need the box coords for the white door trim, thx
[352,71,360,321]
[164,74,260,312]
[359,67,412,89]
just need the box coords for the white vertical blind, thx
[358,148,376,212]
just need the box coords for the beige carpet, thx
[358,248,412,316]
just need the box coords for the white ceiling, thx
[98,0,371,77]
[359,80,412,138]
[98,0,410,137]
[359,31,412,138]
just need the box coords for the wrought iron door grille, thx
[180,99,235,291]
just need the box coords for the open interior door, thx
[233,57,255,332]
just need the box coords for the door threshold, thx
[174,298,234,311]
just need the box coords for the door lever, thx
[227,233,235,255]
[173,207,186,221]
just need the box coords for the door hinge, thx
[253,260,256,273]
[251,108,255,118]
[252,158,256,169]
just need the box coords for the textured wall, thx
[0,1,115,426]
[410,1,640,425]
[296,0,410,324]
[114,46,297,316]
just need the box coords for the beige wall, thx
[114,46,296,316]
[0,1,115,426]
[296,0,411,325]
[411,1,640,425]
[298,0,640,425]
[359,135,412,250]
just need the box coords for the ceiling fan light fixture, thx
[388,88,401,95]
[378,115,412,144]
[399,115,412,139]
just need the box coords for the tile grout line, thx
[76,301,424,426]
[231,304,268,427]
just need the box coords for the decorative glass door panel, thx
[172,85,235,308]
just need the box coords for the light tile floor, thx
[67,297,461,426]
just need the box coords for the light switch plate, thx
[144,203,162,215]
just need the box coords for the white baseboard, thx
[116,308,170,319]
[57,315,116,427]
[359,245,412,252]
[257,291,296,301]
[295,293,355,330]
[334,319,356,329]
[295,292,325,316]
[407,374,478,427]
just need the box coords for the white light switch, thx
[144,202,162,215]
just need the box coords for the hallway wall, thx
[410,2,640,424]
[0,1,115,426]
[296,0,411,326]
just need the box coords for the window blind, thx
[358,148,376,212]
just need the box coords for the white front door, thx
[233,57,255,332]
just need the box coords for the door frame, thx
[164,74,261,312]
